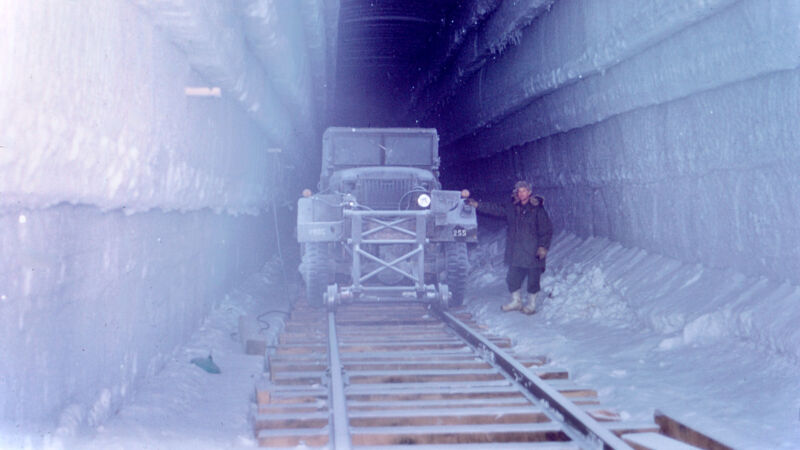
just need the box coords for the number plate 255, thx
[452,226,467,239]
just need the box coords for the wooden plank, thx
[347,388,528,403]
[270,349,478,366]
[257,428,329,447]
[334,303,429,312]
[654,410,733,450]
[340,341,469,352]
[336,323,446,332]
[238,314,268,355]
[357,444,579,449]
[334,305,430,313]
[270,370,328,382]
[260,394,327,405]
[281,325,327,334]
[270,370,329,381]
[549,386,597,399]
[350,411,548,427]
[347,369,506,384]
[337,333,453,343]
[256,388,270,405]
[340,338,464,347]
[342,361,493,371]
[339,328,451,335]
[341,350,481,361]
[351,423,570,445]
[258,403,326,414]
[269,355,488,373]
[336,315,440,324]
[348,406,549,427]
[269,362,327,373]
[489,337,513,348]
[346,379,514,393]
[338,323,446,330]
[274,344,327,355]
[268,353,328,364]
[569,396,601,405]
[347,397,532,411]
[484,377,593,398]
[270,375,323,386]
[255,383,327,406]
[278,334,326,345]
[533,367,569,380]
[335,312,434,319]
[253,412,328,431]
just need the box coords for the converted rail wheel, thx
[444,242,469,306]
[301,242,333,308]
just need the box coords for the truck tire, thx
[302,243,333,308]
[444,242,469,307]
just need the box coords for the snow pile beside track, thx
[471,229,800,364]
[540,265,635,326]
[465,228,800,448]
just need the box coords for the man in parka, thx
[467,181,553,314]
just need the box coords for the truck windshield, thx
[330,134,434,166]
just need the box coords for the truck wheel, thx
[302,243,333,308]
[444,242,469,306]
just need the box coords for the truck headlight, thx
[416,193,431,208]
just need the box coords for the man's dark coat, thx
[477,200,553,269]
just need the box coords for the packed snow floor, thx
[5,231,799,449]
[467,230,800,449]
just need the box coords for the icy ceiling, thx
[132,0,556,157]
[132,0,336,166]
[331,0,555,129]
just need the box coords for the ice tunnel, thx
[2,0,800,434]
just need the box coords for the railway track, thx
[254,301,729,449]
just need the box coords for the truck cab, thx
[297,127,477,308]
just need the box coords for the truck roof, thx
[321,127,439,176]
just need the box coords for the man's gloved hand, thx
[537,247,548,259]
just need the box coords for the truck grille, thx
[356,178,415,210]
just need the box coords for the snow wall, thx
[0,2,276,425]
[442,0,800,285]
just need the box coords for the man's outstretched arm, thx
[468,198,507,219]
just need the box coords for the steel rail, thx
[432,306,634,450]
[327,310,352,450]
[258,301,732,448]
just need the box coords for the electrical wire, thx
[271,198,288,285]
[397,185,430,210]
[257,309,290,332]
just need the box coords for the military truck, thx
[297,127,477,308]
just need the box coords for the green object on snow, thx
[190,354,221,374]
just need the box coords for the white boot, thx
[501,290,523,312]
[522,292,538,315]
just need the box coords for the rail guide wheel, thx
[324,283,339,308]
